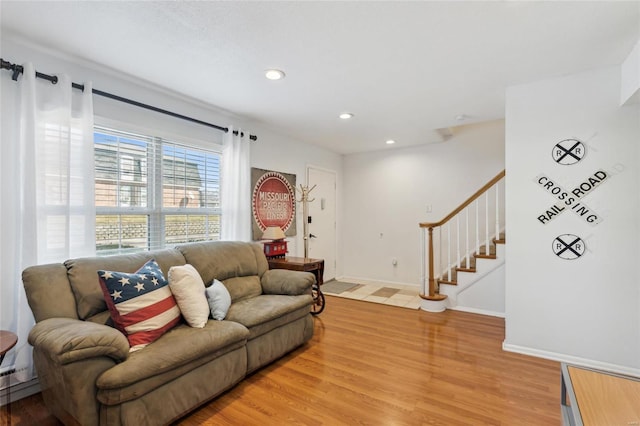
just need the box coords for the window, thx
[95,127,221,255]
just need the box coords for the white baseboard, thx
[0,378,40,406]
[449,305,505,318]
[502,342,640,378]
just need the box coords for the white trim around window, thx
[94,124,223,255]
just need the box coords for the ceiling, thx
[1,1,638,154]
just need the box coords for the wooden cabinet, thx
[267,257,324,286]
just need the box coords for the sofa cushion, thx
[177,241,268,301]
[221,276,262,303]
[168,264,209,328]
[96,320,249,404]
[22,263,78,322]
[225,294,313,339]
[98,259,181,352]
[99,347,247,422]
[261,269,315,295]
[66,249,186,320]
[205,279,232,320]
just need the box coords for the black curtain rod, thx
[0,58,257,141]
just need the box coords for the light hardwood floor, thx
[5,296,561,425]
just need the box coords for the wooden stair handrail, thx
[419,170,505,229]
[419,169,505,300]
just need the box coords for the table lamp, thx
[261,226,287,258]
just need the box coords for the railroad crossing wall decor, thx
[535,170,608,225]
[552,139,585,165]
[537,135,625,259]
[536,138,613,260]
[552,234,585,260]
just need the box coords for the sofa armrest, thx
[261,269,315,296]
[28,318,129,365]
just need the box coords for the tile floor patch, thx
[372,287,400,298]
[345,284,365,292]
[322,282,421,310]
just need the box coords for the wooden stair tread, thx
[437,233,505,289]
[475,254,497,260]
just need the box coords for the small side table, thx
[268,257,325,315]
[267,256,324,285]
[0,331,17,365]
[0,330,18,425]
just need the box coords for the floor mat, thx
[371,287,400,298]
[321,280,359,294]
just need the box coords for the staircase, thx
[419,170,505,313]
[438,233,505,285]
[437,233,506,315]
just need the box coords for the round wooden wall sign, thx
[252,172,295,232]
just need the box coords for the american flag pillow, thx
[98,259,181,352]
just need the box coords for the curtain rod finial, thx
[1,58,22,81]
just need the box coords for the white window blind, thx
[94,126,221,255]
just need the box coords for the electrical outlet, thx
[426,204,432,213]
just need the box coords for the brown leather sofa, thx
[22,241,315,426]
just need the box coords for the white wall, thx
[621,41,639,105]
[504,66,640,375]
[342,120,505,286]
[0,35,343,330]
[250,125,343,264]
[455,263,505,316]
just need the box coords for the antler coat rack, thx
[296,184,316,258]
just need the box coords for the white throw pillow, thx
[205,279,231,321]
[168,264,209,328]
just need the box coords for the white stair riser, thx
[440,243,505,308]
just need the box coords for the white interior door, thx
[307,166,336,281]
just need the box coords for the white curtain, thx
[0,63,96,384]
[220,126,251,241]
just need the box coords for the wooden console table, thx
[561,362,640,425]
[267,257,324,286]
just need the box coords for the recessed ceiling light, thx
[265,69,285,80]
[339,112,354,120]
[386,139,396,145]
